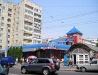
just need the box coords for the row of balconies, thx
[23,36,32,40]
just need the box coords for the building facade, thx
[82,38,98,46]
[0,0,42,50]
[42,38,53,43]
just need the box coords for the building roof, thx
[23,43,71,52]
[23,43,46,49]
[55,44,70,50]
[68,43,98,53]
[66,27,83,35]
[49,38,67,42]
[85,44,98,52]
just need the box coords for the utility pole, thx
[5,25,8,57]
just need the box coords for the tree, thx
[37,50,40,58]
[7,46,23,60]
[96,43,98,47]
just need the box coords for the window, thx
[7,18,11,22]
[79,55,83,58]
[3,6,5,10]
[2,17,4,20]
[8,13,11,17]
[0,34,2,37]
[8,8,12,12]
[7,24,10,27]
[15,34,18,37]
[34,8,38,12]
[25,4,33,10]
[37,59,49,63]
[8,35,10,38]
[0,40,2,43]
[0,4,2,6]
[30,59,38,64]
[91,60,97,64]
[85,55,88,60]
[0,46,2,49]
[8,29,10,33]
[8,41,10,44]
[25,15,33,20]
[1,28,3,31]
[79,55,83,60]
[46,60,50,63]
[29,28,32,31]
[16,40,18,43]
[85,55,88,58]
[1,23,4,26]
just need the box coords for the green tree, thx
[17,46,23,60]
[8,46,13,56]
[7,46,23,60]
[37,50,40,58]
[96,43,98,47]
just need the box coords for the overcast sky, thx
[5,0,98,39]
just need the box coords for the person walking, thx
[15,58,18,64]
[61,58,64,66]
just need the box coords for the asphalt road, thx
[8,64,98,75]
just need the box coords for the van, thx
[0,56,15,67]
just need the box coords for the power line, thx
[43,10,98,24]
[42,20,98,30]
[42,6,98,7]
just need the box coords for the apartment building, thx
[0,0,42,50]
[42,38,53,43]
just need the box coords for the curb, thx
[60,69,76,71]
[59,66,77,71]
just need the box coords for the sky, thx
[4,0,98,39]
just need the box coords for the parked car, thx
[0,56,15,67]
[52,58,60,70]
[0,64,9,75]
[76,59,98,72]
[21,58,58,75]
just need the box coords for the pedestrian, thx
[61,58,64,66]
[15,58,18,64]
[26,58,28,63]
[20,58,24,65]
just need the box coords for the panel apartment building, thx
[0,0,42,50]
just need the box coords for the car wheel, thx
[21,67,27,74]
[81,67,86,72]
[42,68,50,75]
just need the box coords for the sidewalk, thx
[60,65,77,71]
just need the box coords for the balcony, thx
[34,16,41,20]
[24,30,33,34]
[23,36,32,40]
[23,41,32,45]
[24,18,33,23]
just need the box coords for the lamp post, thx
[5,25,8,57]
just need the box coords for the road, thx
[8,64,98,75]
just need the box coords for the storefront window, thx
[79,55,83,58]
